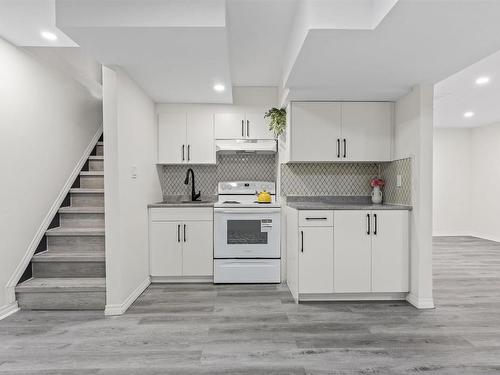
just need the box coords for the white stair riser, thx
[60,213,104,228]
[89,160,103,171]
[33,261,105,278]
[47,236,105,252]
[71,192,104,207]
[80,175,104,189]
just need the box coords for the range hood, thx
[216,139,277,154]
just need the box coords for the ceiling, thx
[1,0,500,106]
[434,49,500,128]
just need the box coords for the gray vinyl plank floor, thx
[2,236,500,374]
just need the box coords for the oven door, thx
[214,208,281,258]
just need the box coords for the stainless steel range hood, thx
[216,139,277,154]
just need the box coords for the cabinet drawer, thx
[150,207,213,222]
[299,211,333,227]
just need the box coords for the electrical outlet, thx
[397,174,402,187]
[131,166,138,179]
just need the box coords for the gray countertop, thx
[148,195,217,208]
[286,196,412,211]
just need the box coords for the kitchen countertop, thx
[286,196,412,211]
[148,195,217,208]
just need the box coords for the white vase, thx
[371,186,383,204]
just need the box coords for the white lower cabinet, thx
[298,226,334,294]
[149,207,213,279]
[287,207,409,301]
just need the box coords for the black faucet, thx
[184,168,201,201]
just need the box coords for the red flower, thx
[370,178,385,188]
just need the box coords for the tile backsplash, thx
[380,157,412,206]
[281,163,379,196]
[158,154,277,197]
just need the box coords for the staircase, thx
[15,139,106,310]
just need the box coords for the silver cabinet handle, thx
[367,214,370,235]
[183,224,187,242]
[187,145,190,161]
[181,145,185,161]
[305,217,328,221]
[241,120,244,137]
[374,214,377,235]
[301,231,304,253]
[177,224,180,242]
[343,139,347,158]
[247,120,250,137]
[337,139,340,158]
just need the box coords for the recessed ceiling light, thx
[464,111,475,118]
[41,31,58,41]
[475,76,490,85]
[213,84,225,92]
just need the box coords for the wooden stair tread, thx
[16,277,106,292]
[97,141,104,146]
[88,155,104,160]
[58,206,104,214]
[70,188,104,194]
[32,251,105,262]
[80,171,104,176]
[45,228,105,236]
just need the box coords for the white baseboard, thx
[432,231,473,237]
[105,277,150,316]
[406,293,435,309]
[298,292,407,302]
[150,276,213,283]
[6,126,103,301]
[468,232,500,243]
[0,302,19,321]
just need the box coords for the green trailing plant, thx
[264,107,287,137]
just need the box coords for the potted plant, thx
[264,107,286,138]
[370,177,385,204]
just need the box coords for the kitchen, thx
[147,87,413,304]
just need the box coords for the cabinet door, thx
[298,227,334,294]
[182,221,213,276]
[245,113,274,139]
[214,113,245,139]
[290,102,341,162]
[341,102,392,162]
[186,113,215,164]
[371,210,409,292]
[333,211,372,292]
[150,221,182,276]
[158,113,187,163]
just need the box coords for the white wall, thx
[0,37,102,316]
[433,128,472,236]
[103,66,161,315]
[433,123,500,242]
[394,84,434,309]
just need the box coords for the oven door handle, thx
[214,208,281,214]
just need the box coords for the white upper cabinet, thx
[215,112,274,140]
[214,113,245,139]
[290,102,342,162]
[286,101,393,162]
[158,113,187,164]
[341,102,393,162]
[158,113,215,164]
[186,113,215,164]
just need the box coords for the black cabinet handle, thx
[241,120,244,137]
[305,217,328,221]
[181,145,185,161]
[367,214,370,235]
[374,214,377,235]
[247,120,250,137]
[183,224,187,242]
[301,231,304,252]
[187,145,190,161]
[337,139,340,158]
[177,224,180,242]
[343,139,347,158]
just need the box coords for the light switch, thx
[396,174,402,187]
[131,166,138,179]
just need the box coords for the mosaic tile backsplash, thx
[380,157,412,206]
[281,163,379,196]
[158,154,277,197]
